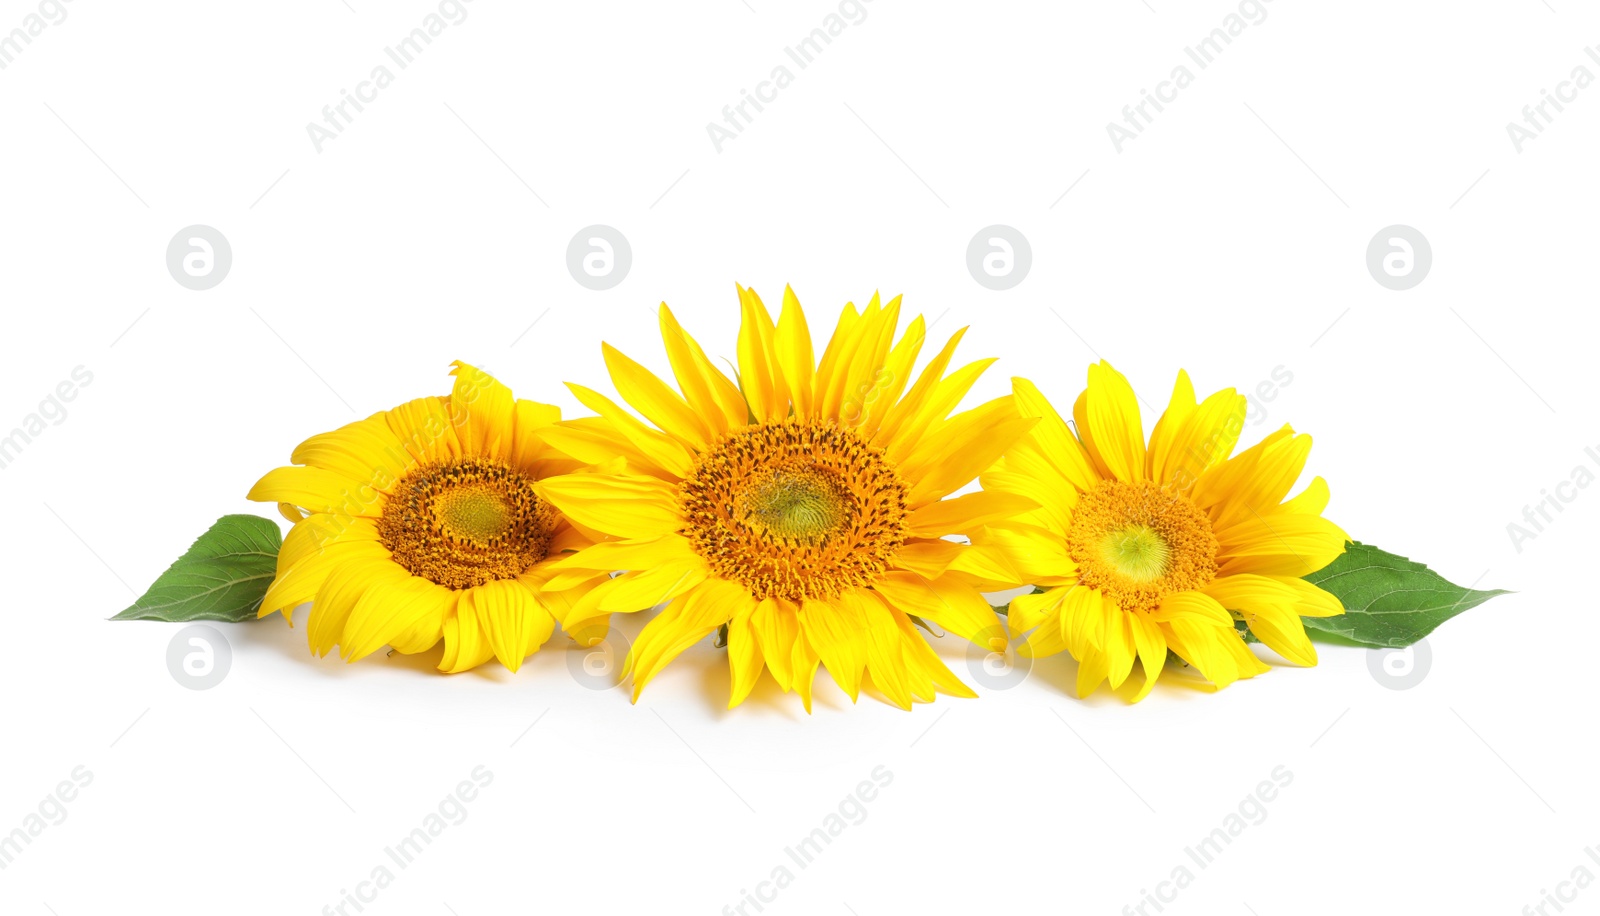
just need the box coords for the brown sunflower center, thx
[378,457,556,589]
[1065,479,1219,614]
[679,421,908,602]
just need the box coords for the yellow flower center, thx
[1097,524,1171,583]
[1065,480,1218,614]
[679,421,908,602]
[378,457,556,590]
[742,464,850,544]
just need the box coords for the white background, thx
[2,1,1596,914]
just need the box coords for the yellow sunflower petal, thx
[508,399,562,474]
[889,607,977,700]
[1075,644,1112,698]
[1162,617,1268,689]
[307,555,407,657]
[543,534,695,577]
[873,327,967,451]
[1281,476,1331,516]
[536,472,683,540]
[1060,585,1110,658]
[448,361,515,459]
[1189,424,1296,516]
[384,395,462,465]
[1263,575,1346,617]
[942,541,1029,589]
[852,313,926,437]
[1104,607,1138,690]
[542,546,693,593]
[539,410,687,480]
[773,286,817,419]
[832,294,901,427]
[726,606,767,708]
[1011,377,1100,492]
[1083,361,1146,483]
[975,521,1079,587]
[1214,514,1349,577]
[1204,573,1342,666]
[736,285,788,423]
[890,539,965,580]
[248,466,378,519]
[1207,432,1315,528]
[289,415,413,496]
[1146,369,1197,484]
[261,517,384,618]
[1005,586,1066,635]
[904,404,1036,506]
[856,590,914,710]
[1127,611,1167,702]
[798,595,869,702]
[815,295,875,422]
[904,490,1040,538]
[629,578,751,700]
[1158,387,1248,491]
[440,589,495,674]
[602,343,712,451]
[387,609,445,656]
[979,447,1078,536]
[659,304,748,435]
[341,576,453,662]
[751,597,800,692]
[791,630,823,713]
[1151,590,1234,627]
[1019,616,1070,658]
[873,571,1002,645]
[471,579,557,672]
[595,561,708,613]
[885,357,998,463]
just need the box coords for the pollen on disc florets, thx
[378,457,557,590]
[1065,479,1219,614]
[679,420,909,602]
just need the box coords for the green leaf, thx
[1298,542,1509,648]
[112,515,284,623]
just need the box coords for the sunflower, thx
[533,286,1036,710]
[982,363,1348,700]
[246,362,613,672]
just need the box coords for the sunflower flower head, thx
[536,285,1037,711]
[983,362,1349,701]
[247,362,614,673]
